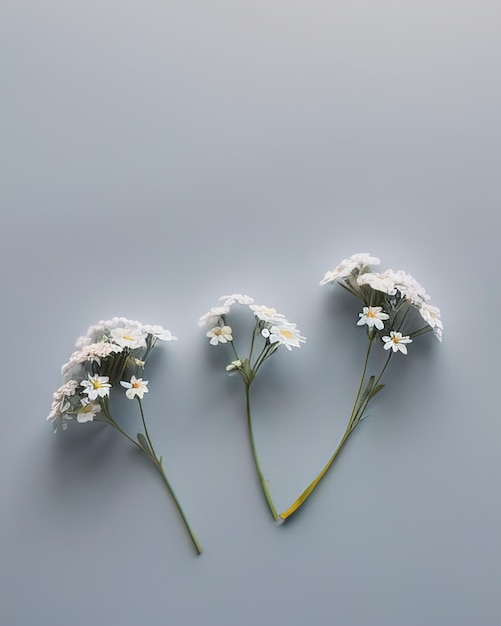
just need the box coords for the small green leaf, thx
[137,433,153,458]
[370,384,385,398]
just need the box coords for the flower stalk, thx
[280,253,443,520]
[47,317,202,555]
[199,294,305,522]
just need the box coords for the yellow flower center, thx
[123,334,135,341]
[367,309,376,318]
[92,379,102,389]
[132,381,141,388]
[214,328,223,336]
[280,329,294,339]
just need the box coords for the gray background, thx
[1,1,500,624]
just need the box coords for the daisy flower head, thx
[142,324,178,342]
[357,272,398,296]
[76,399,102,423]
[81,374,112,400]
[419,303,443,341]
[382,331,412,355]
[261,322,306,351]
[110,326,148,349]
[320,253,380,286]
[219,294,255,307]
[198,306,230,328]
[357,306,389,330]
[206,325,233,345]
[120,375,149,400]
[249,304,286,324]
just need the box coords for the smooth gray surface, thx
[1,1,500,624]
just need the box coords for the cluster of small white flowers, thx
[47,317,175,432]
[321,253,444,352]
[200,294,306,356]
[62,342,123,376]
[320,253,381,286]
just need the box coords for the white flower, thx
[261,323,306,350]
[219,294,255,307]
[76,399,102,423]
[81,374,112,400]
[110,327,147,349]
[206,325,233,345]
[226,359,242,371]
[382,331,412,354]
[198,306,230,328]
[61,342,123,376]
[52,379,79,401]
[249,304,286,324]
[47,407,73,432]
[320,253,380,285]
[142,324,178,341]
[357,306,389,330]
[419,303,443,341]
[84,317,142,344]
[120,375,149,400]
[357,272,398,295]
[383,269,429,305]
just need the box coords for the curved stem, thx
[279,337,388,522]
[245,383,280,522]
[98,399,203,555]
[279,425,352,520]
[151,456,204,555]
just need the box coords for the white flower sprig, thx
[47,317,202,555]
[280,253,442,520]
[199,294,305,521]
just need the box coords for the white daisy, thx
[418,303,443,341]
[357,306,389,330]
[142,324,178,341]
[219,294,255,307]
[261,323,306,350]
[357,272,398,295]
[249,304,286,324]
[320,253,380,285]
[198,306,230,328]
[76,399,102,423]
[382,331,412,354]
[120,375,149,400]
[81,374,112,400]
[110,327,147,349]
[206,325,233,345]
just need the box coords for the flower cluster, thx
[48,317,177,433]
[320,252,443,349]
[199,294,306,371]
[46,316,202,554]
[280,254,443,520]
[199,294,305,521]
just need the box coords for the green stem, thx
[279,337,388,521]
[279,424,353,520]
[98,398,203,555]
[151,455,204,555]
[245,383,280,522]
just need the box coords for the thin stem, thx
[98,398,203,555]
[152,456,204,555]
[137,397,156,457]
[279,425,352,520]
[279,338,389,521]
[348,336,373,427]
[245,382,280,522]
